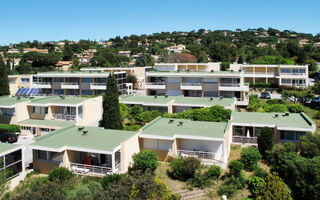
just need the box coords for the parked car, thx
[260,92,271,99]
[0,133,18,143]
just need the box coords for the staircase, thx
[176,189,207,200]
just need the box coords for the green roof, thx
[173,96,235,108]
[29,96,88,106]
[232,112,315,129]
[17,119,74,128]
[141,117,226,139]
[147,71,241,75]
[0,96,30,107]
[37,71,111,75]
[32,125,137,152]
[120,95,177,105]
[0,143,21,156]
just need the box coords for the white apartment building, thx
[146,63,249,104]
[230,64,309,88]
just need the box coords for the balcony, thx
[90,83,106,90]
[145,82,166,90]
[61,82,79,89]
[31,82,52,89]
[52,114,83,121]
[232,136,257,144]
[180,83,202,90]
[70,162,121,176]
[218,83,249,91]
[244,72,276,78]
[177,150,223,165]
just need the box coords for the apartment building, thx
[146,63,248,104]
[0,96,30,124]
[8,74,32,95]
[120,94,236,113]
[55,61,73,71]
[31,125,139,175]
[230,64,309,88]
[29,71,127,96]
[81,66,152,89]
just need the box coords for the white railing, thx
[61,82,79,86]
[178,150,219,161]
[146,82,166,85]
[52,114,76,121]
[33,82,52,85]
[219,83,241,87]
[245,72,275,75]
[232,136,257,144]
[70,162,112,176]
[181,83,202,86]
[90,83,106,86]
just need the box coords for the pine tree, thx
[101,73,122,129]
[0,56,9,96]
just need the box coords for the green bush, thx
[123,124,141,131]
[168,157,201,180]
[299,132,320,158]
[287,104,303,113]
[257,127,274,158]
[101,174,126,190]
[132,150,159,172]
[225,175,246,190]
[191,169,210,189]
[218,184,238,197]
[266,99,284,104]
[140,110,162,123]
[313,111,320,119]
[75,185,92,200]
[205,165,222,180]
[247,176,264,198]
[48,167,74,183]
[240,147,262,171]
[262,103,288,113]
[248,94,261,112]
[0,124,20,133]
[87,181,103,193]
[253,166,267,178]
[228,160,244,177]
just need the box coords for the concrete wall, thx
[120,133,140,173]
[77,96,102,126]
[15,101,30,122]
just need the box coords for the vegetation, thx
[168,157,201,181]
[257,127,274,158]
[48,167,74,183]
[299,132,320,158]
[101,74,122,130]
[132,150,159,172]
[0,124,20,133]
[0,56,9,96]
[240,146,262,171]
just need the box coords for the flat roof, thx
[17,119,74,128]
[173,96,235,108]
[34,71,125,77]
[232,112,315,130]
[0,143,21,156]
[31,125,137,153]
[141,117,226,140]
[29,96,89,106]
[0,96,30,108]
[120,95,177,106]
[147,71,241,75]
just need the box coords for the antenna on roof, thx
[165,94,168,98]
[219,96,223,100]
[211,70,214,73]
[59,95,65,99]
[78,126,84,131]
[210,97,213,101]
[169,119,174,123]
[82,130,88,135]
[178,121,183,126]
[154,95,157,98]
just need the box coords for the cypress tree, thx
[0,56,9,96]
[101,73,122,129]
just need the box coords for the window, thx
[54,78,64,83]
[40,128,50,133]
[81,78,92,83]
[281,69,291,73]
[0,108,15,116]
[32,107,48,114]
[81,90,93,95]
[37,150,47,160]
[21,78,29,83]
[36,150,63,162]
[204,91,218,97]
[280,131,305,141]
[21,126,31,131]
[54,89,64,95]
[281,79,291,84]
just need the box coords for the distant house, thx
[165,44,186,53]
[299,39,309,46]
[55,61,73,71]
[257,42,269,47]
[314,42,320,47]
[57,41,65,46]
[177,53,196,63]
[7,48,20,54]
[23,48,48,54]
[79,56,91,65]
[118,51,131,57]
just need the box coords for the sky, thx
[0,0,319,45]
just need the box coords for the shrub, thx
[228,160,244,177]
[299,132,320,158]
[75,185,92,200]
[256,172,292,200]
[253,166,267,178]
[287,104,303,113]
[123,124,141,131]
[87,181,103,193]
[257,127,274,158]
[248,95,261,112]
[266,99,283,104]
[225,174,246,190]
[240,146,262,171]
[140,110,162,123]
[247,176,264,198]
[119,103,129,121]
[205,165,222,180]
[129,105,143,121]
[191,169,210,189]
[218,184,238,197]
[168,157,201,180]
[313,111,320,119]
[0,124,20,133]
[101,174,126,190]
[262,103,288,113]
[132,150,159,172]
[48,167,73,183]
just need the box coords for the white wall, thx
[179,139,223,160]
[143,138,172,151]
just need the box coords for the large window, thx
[21,78,29,83]
[54,89,64,95]
[281,69,291,73]
[204,91,218,97]
[0,108,15,116]
[281,79,291,84]
[81,78,92,83]
[280,131,305,141]
[32,107,48,114]
[54,78,64,83]
[0,149,23,180]
[36,150,63,163]
[81,90,93,95]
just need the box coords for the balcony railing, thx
[33,82,52,85]
[232,136,257,144]
[181,83,202,86]
[145,82,166,85]
[52,114,78,121]
[70,162,112,176]
[91,83,106,86]
[61,82,79,86]
[178,150,221,162]
[219,83,241,87]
